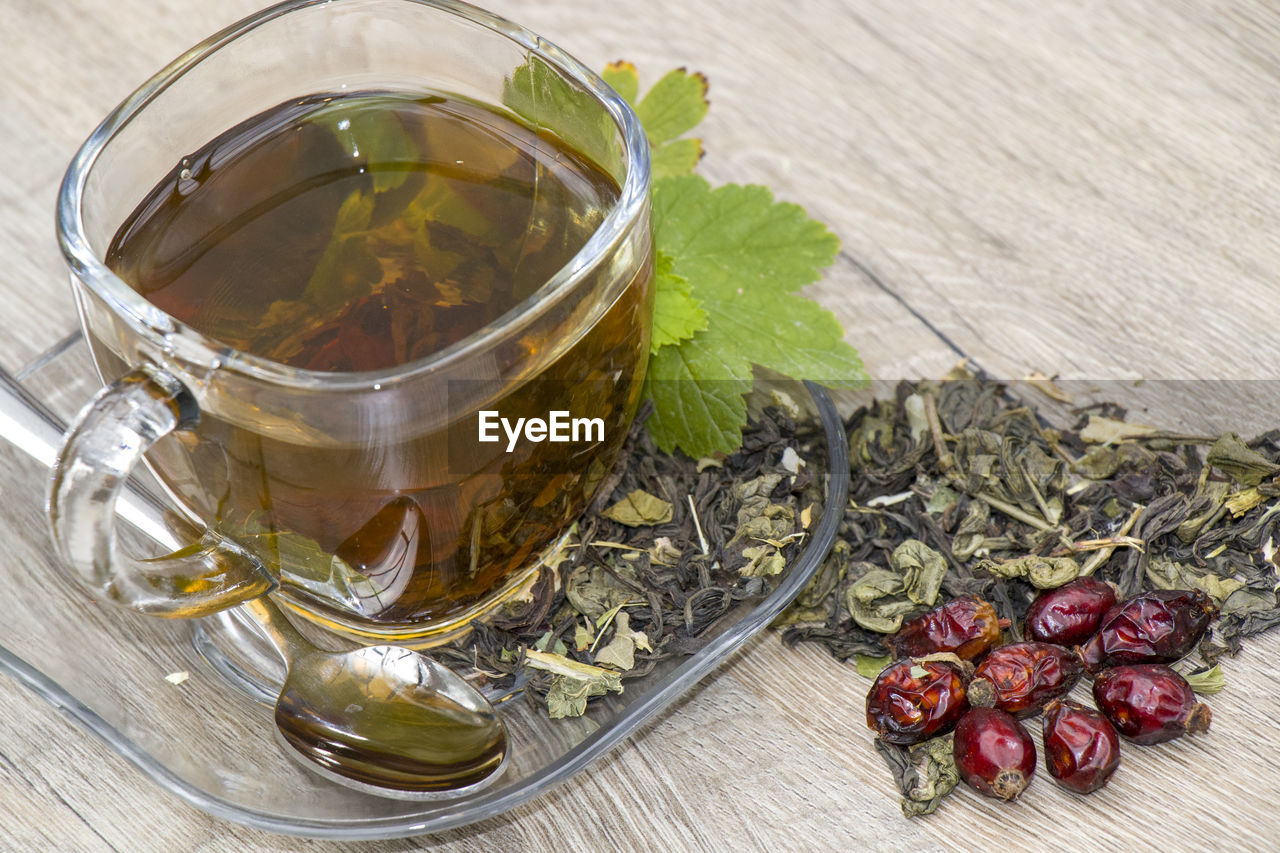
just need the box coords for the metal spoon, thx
[241,596,507,799]
[0,365,507,799]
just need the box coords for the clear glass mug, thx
[51,0,653,642]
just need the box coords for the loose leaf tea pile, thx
[434,400,825,718]
[779,372,1280,815]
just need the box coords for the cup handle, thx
[49,364,276,617]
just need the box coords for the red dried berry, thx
[1024,577,1119,647]
[886,595,1003,661]
[1078,589,1218,673]
[1042,699,1121,794]
[1092,664,1212,745]
[866,658,970,745]
[968,642,1083,718]
[953,708,1036,801]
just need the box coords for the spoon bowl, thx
[243,598,508,799]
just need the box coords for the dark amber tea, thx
[100,92,652,631]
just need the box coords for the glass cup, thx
[51,0,652,642]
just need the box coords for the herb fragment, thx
[603,489,674,527]
[874,735,959,817]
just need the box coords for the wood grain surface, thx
[2,0,1278,850]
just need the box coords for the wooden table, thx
[3,1,1279,849]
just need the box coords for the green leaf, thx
[504,56,617,179]
[653,176,839,299]
[310,98,418,195]
[642,175,864,456]
[614,67,861,457]
[643,333,751,456]
[601,61,639,106]
[652,177,862,384]
[651,137,704,179]
[650,251,707,352]
[855,654,892,679]
[636,68,709,145]
[612,64,706,178]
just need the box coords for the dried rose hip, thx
[866,658,970,745]
[886,596,1003,661]
[1078,589,1218,673]
[953,707,1036,800]
[1042,699,1121,794]
[968,642,1083,718]
[1092,664,1212,745]
[1024,577,1118,647]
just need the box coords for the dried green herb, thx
[433,402,824,718]
[603,489,675,527]
[874,734,959,818]
[784,373,1280,664]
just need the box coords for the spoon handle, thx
[240,597,315,666]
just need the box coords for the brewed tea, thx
[100,92,652,628]
[109,93,618,372]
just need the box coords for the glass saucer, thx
[0,333,848,840]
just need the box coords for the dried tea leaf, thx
[526,649,623,681]
[1183,665,1225,695]
[604,489,674,527]
[904,393,929,446]
[924,483,961,515]
[594,612,650,671]
[573,622,593,652]
[874,735,958,818]
[1222,586,1278,616]
[1177,480,1230,543]
[1226,487,1265,516]
[1023,371,1073,403]
[734,471,786,501]
[781,446,805,475]
[890,539,947,606]
[527,649,624,718]
[533,630,568,656]
[565,564,636,620]
[979,555,1081,589]
[740,544,787,577]
[950,499,990,561]
[1072,446,1121,480]
[546,673,619,719]
[648,536,683,566]
[855,654,892,678]
[1207,433,1280,486]
[733,503,796,546]
[845,567,915,633]
[1079,415,1159,444]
